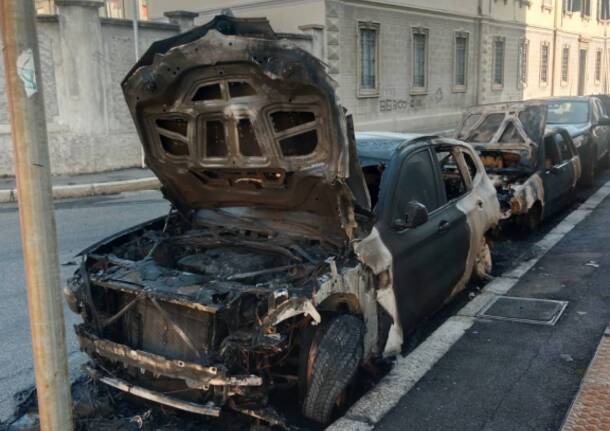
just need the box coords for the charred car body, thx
[544,96,610,186]
[457,102,581,229]
[65,16,499,426]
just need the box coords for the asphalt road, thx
[0,190,169,422]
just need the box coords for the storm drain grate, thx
[477,296,568,326]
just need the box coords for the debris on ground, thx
[0,374,282,431]
[585,260,600,268]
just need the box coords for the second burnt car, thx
[457,101,581,230]
[64,16,500,427]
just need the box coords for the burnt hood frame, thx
[122,15,370,240]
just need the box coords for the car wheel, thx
[301,314,364,425]
[472,236,493,282]
[521,203,542,233]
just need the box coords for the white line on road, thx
[327,181,610,430]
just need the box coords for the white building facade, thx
[143,0,610,132]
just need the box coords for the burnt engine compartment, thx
[68,211,345,418]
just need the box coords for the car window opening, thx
[237,118,263,157]
[229,81,257,98]
[437,150,467,201]
[192,83,223,101]
[544,135,561,169]
[279,130,318,157]
[271,111,316,132]
[546,101,589,124]
[206,120,227,157]
[498,122,525,144]
[160,135,189,156]
[467,113,505,143]
[156,118,188,136]
[392,150,441,221]
[362,164,385,208]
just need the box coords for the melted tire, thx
[302,314,364,425]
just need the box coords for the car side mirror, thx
[393,201,429,230]
[596,117,610,127]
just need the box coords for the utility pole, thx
[131,0,139,60]
[0,1,74,430]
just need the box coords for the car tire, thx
[301,314,364,425]
[520,203,542,234]
[472,236,493,282]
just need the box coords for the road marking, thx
[327,181,610,430]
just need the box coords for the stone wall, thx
[0,2,180,177]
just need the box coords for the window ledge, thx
[491,83,504,91]
[452,85,467,93]
[357,90,380,99]
[410,88,427,96]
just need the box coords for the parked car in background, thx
[544,96,610,186]
[457,102,581,231]
[64,16,500,427]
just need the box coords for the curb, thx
[0,177,160,204]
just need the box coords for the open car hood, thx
[456,102,546,168]
[122,16,369,240]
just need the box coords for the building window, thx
[540,42,550,85]
[412,28,429,93]
[583,0,591,16]
[358,22,380,97]
[565,0,580,13]
[518,39,529,87]
[562,46,570,83]
[595,49,602,83]
[601,0,610,19]
[105,0,126,18]
[542,0,553,10]
[35,0,54,14]
[492,37,505,88]
[454,32,468,91]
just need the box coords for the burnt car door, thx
[377,143,470,333]
[592,98,610,158]
[542,131,578,216]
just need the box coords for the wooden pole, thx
[0,1,74,429]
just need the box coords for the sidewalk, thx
[331,182,610,431]
[0,168,160,203]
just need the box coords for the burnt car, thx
[64,16,499,426]
[544,96,610,186]
[457,102,581,230]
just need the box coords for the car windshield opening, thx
[546,101,589,124]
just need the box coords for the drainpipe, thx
[475,0,484,105]
[551,0,560,96]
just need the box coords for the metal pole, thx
[0,1,74,430]
[131,0,139,60]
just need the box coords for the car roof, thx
[355,132,425,166]
[539,96,593,103]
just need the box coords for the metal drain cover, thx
[477,296,568,326]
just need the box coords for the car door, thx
[376,144,470,334]
[591,99,608,162]
[594,98,610,157]
[542,132,575,216]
